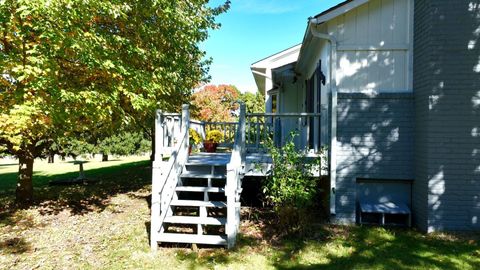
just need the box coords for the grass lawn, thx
[1,157,479,270]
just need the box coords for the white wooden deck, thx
[187,152,272,177]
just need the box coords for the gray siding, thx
[335,93,415,223]
[412,0,432,232]
[413,0,480,231]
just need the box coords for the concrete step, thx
[164,216,226,225]
[176,186,225,193]
[157,233,227,245]
[170,200,227,208]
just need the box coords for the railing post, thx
[151,110,164,251]
[239,103,246,165]
[154,110,164,161]
[226,164,236,249]
[181,104,190,137]
[255,117,260,150]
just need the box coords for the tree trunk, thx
[102,153,108,162]
[16,155,34,205]
[48,153,54,163]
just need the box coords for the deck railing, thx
[204,121,238,146]
[246,112,323,152]
[225,103,246,248]
[156,112,182,157]
[150,105,190,250]
[199,113,322,152]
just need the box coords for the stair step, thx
[171,200,227,208]
[185,162,227,167]
[157,233,227,245]
[176,186,225,193]
[164,216,226,225]
[181,173,226,179]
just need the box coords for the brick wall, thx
[414,0,480,231]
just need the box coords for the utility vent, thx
[356,178,413,227]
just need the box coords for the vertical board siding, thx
[380,0,395,43]
[332,0,410,46]
[393,0,409,45]
[368,0,382,46]
[336,51,407,92]
[328,0,412,93]
[355,4,369,45]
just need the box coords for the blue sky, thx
[202,0,344,93]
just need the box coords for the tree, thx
[96,131,150,161]
[191,84,240,122]
[240,91,265,114]
[0,0,230,204]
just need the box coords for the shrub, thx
[206,129,223,143]
[263,132,327,235]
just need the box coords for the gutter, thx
[308,18,338,216]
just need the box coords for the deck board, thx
[187,153,231,166]
[187,152,272,176]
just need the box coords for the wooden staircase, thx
[151,104,246,250]
[157,162,230,246]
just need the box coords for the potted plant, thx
[204,130,223,153]
[189,128,202,154]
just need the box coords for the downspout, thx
[308,18,338,216]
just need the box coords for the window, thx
[271,94,277,113]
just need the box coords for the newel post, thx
[154,110,164,161]
[239,102,246,166]
[181,104,190,149]
[151,109,163,251]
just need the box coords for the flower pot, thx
[204,141,218,153]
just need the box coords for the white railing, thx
[225,103,246,249]
[190,112,323,153]
[151,105,190,251]
[204,121,238,146]
[246,112,323,152]
[157,113,182,157]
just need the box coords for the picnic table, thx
[49,160,90,185]
[73,160,88,181]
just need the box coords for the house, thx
[150,0,479,250]
[251,0,479,232]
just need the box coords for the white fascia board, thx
[251,67,267,95]
[251,44,301,94]
[314,0,370,24]
[251,44,301,70]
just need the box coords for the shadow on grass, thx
[171,207,480,270]
[0,237,32,254]
[0,163,18,167]
[171,234,261,270]
[0,160,152,220]
[271,225,480,270]
[166,209,273,269]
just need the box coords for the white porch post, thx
[329,39,338,216]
